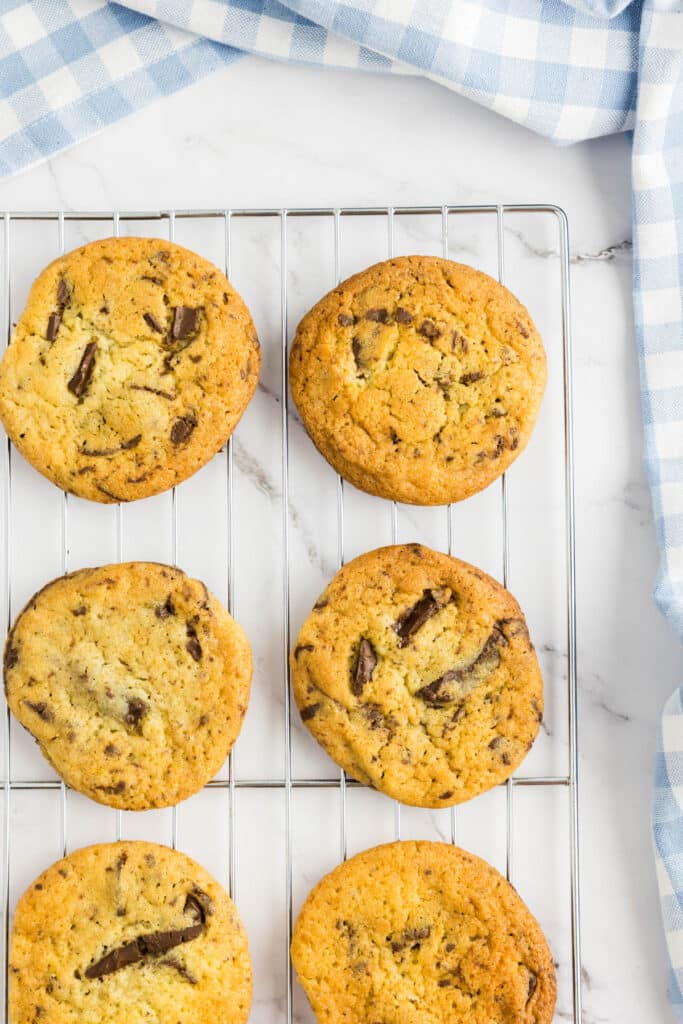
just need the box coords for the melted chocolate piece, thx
[418,320,440,340]
[57,278,71,308]
[294,643,314,659]
[46,313,61,342]
[84,922,203,979]
[415,629,504,706]
[67,342,97,398]
[155,595,175,619]
[4,645,18,670]
[130,383,176,401]
[365,308,389,323]
[352,337,363,370]
[389,925,431,953]
[393,590,447,646]
[351,638,377,696]
[172,307,202,340]
[459,371,484,386]
[24,701,54,722]
[81,435,141,458]
[337,313,355,327]
[170,414,196,446]
[184,888,213,922]
[186,623,202,663]
[161,957,197,984]
[124,698,148,729]
[143,312,164,334]
[395,307,413,324]
[301,703,322,721]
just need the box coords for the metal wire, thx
[0,205,581,1023]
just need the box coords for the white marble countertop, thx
[1,54,680,1024]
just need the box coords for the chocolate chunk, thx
[24,701,54,722]
[360,703,395,734]
[395,307,413,324]
[184,888,213,922]
[294,643,314,659]
[438,979,451,988]
[84,921,203,979]
[418,319,441,340]
[488,737,503,750]
[337,313,355,327]
[130,383,176,400]
[104,744,118,757]
[490,406,506,418]
[365,308,389,323]
[80,432,141,456]
[155,596,175,619]
[143,312,164,334]
[492,434,505,458]
[389,925,431,953]
[81,435,141,458]
[509,427,519,450]
[4,645,18,670]
[452,330,467,352]
[393,589,448,646]
[517,319,530,339]
[186,623,202,662]
[57,278,71,307]
[96,781,126,795]
[415,629,504,706]
[67,342,97,398]
[124,698,148,729]
[71,606,87,616]
[351,638,377,696]
[301,703,322,721]
[161,957,197,984]
[46,312,61,341]
[459,371,484,385]
[170,414,196,446]
[527,970,538,1001]
[352,337,364,370]
[172,306,202,340]
[439,791,454,800]
[141,275,164,286]
[186,636,202,662]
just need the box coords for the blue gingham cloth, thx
[1,0,683,1013]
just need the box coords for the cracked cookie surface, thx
[4,562,252,809]
[291,840,556,1024]
[289,256,546,505]
[291,544,543,807]
[9,841,252,1024]
[0,236,260,502]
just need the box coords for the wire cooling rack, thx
[0,206,579,1023]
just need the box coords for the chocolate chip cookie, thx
[9,841,252,1024]
[4,562,252,809]
[289,256,546,505]
[291,840,556,1024]
[0,236,260,502]
[290,543,543,807]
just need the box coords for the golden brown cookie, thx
[9,841,252,1024]
[289,256,546,505]
[291,840,556,1024]
[0,236,260,502]
[4,562,252,809]
[290,543,543,807]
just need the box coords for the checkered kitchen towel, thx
[1,0,683,1014]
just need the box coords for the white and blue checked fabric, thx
[1,0,683,1014]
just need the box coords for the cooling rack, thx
[0,205,579,1022]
